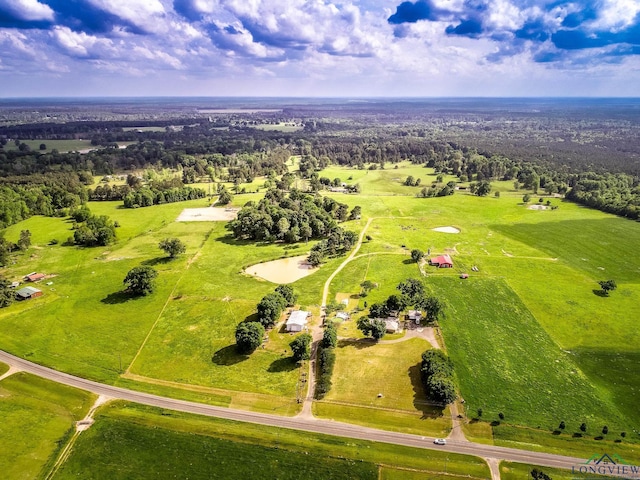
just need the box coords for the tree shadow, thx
[101,290,136,304]
[242,313,261,324]
[408,362,445,418]
[141,256,172,266]
[337,338,376,350]
[211,345,249,366]
[268,357,298,373]
[592,289,609,297]
[402,259,415,265]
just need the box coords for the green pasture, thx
[2,139,94,153]
[493,424,640,464]
[435,277,628,432]
[0,361,9,376]
[53,416,377,480]
[500,461,619,480]
[127,221,346,408]
[0,372,95,480]
[52,401,490,479]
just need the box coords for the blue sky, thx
[0,0,639,97]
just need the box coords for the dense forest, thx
[0,98,639,226]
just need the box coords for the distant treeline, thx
[0,113,639,224]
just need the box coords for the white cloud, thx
[594,0,640,31]
[50,26,115,58]
[87,0,168,33]
[0,0,54,21]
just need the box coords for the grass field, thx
[435,277,627,431]
[0,372,95,480]
[2,139,94,153]
[500,461,619,480]
[316,338,450,435]
[0,361,8,376]
[51,401,490,479]
[1,161,639,460]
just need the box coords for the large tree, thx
[418,296,445,324]
[275,285,297,306]
[235,322,265,354]
[0,277,15,308]
[159,237,186,258]
[17,230,31,251]
[321,322,338,349]
[256,292,287,327]
[123,266,158,296]
[357,317,386,341]
[290,333,312,362]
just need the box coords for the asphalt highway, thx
[0,349,586,473]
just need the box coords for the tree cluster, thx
[72,211,117,247]
[315,322,338,400]
[255,285,297,328]
[421,349,457,405]
[230,188,352,246]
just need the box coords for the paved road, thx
[0,349,585,474]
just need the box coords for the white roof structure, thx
[336,312,350,321]
[286,310,310,330]
[384,318,399,333]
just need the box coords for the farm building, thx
[286,310,310,332]
[408,310,422,322]
[25,273,46,282]
[335,312,350,321]
[16,286,42,300]
[429,254,453,268]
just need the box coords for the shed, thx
[335,312,350,321]
[408,310,422,322]
[25,273,46,282]
[286,310,310,332]
[16,286,42,300]
[429,254,453,268]
[10,281,20,288]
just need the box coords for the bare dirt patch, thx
[432,226,460,234]
[246,255,319,284]
[177,207,239,222]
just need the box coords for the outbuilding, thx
[408,310,422,322]
[335,312,350,321]
[286,310,310,332]
[429,254,453,268]
[16,286,42,300]
[25,273,46,282]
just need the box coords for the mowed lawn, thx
[317,337,450,436]
[0,373,95,480]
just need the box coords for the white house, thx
[286,310,310,332]
[384,318,400,333]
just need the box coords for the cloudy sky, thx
[1,0,639,97]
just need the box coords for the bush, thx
[321,322,338,349]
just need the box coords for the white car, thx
[433,438,447,445]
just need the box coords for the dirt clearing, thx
[246,255,319,284]
[177,207,239,222]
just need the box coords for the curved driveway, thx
[0,349,584,473]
